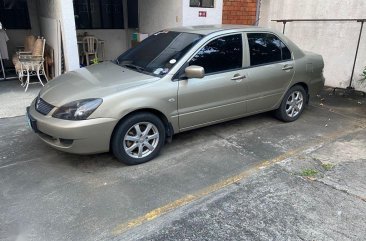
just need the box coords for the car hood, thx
[40,62,159,107]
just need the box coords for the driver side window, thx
[189,34,243,75]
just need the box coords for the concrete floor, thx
[0,87,365,241]
[0,79,42,118]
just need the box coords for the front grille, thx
[36,97,54,115]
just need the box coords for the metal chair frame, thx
[17,38,48,92]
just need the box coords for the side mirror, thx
[185,65,205,79]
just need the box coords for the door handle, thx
[231,74,246,81]
[282,65,293,71]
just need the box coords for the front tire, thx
[111,112,166,165]
[275,85,307,122]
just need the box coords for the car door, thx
[177,33,247,130]
[244,32,295,113]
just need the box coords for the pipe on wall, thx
[255,0,261,25]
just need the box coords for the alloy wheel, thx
[285,91,304,118]
[123,122,160,159]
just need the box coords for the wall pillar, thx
[59,0,79,72]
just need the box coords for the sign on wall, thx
[199,11,207,17]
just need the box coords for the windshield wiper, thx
[121,63,145,73]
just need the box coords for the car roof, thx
[165,24,271,35]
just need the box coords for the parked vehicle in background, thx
[27,25,325,165]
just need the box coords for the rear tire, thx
[111,112,166,165]
[275,85,307,122]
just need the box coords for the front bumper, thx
[28,100,118,154]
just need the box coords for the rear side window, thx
[247,33,292,66]
[189,34,243,74]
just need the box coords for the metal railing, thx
[272,19,366,90]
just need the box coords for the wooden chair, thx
[81,36,98,66]
[16,35,36,53]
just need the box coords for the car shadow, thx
[47,112,278,172]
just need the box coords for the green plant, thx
[91,56,99,65]
[299,169,318,177]
[321,163,334,171]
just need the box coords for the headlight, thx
[52,98,103,120]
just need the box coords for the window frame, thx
[127,0,138,28]
[0,0,31,29]
[173,32,246,80]
[73,0,125,30]
[245,31,293,68]
[172,31,294,81]
[189,0,215,8]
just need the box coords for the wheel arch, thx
[274,82,309,122]
[292,82,309,103]
[275,82,310,109]
[110,108,174,151]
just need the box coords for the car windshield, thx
[115,31,203,76]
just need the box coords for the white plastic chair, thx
[81,36,98,66]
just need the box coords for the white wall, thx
[76,30,128,61]
[37,0,62,76]
[138,0,223,34]
[37,0,79,75]
[138,0,183,34]
[182,0,223,26]
[59,0,79,72]
[259,0,366,91]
